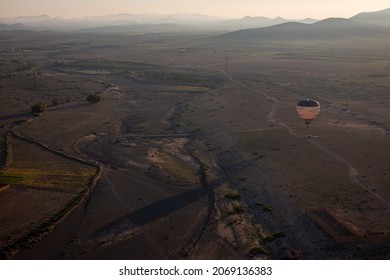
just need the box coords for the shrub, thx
[233,204,247,214]
[31,102,46,114]
[225,191,241,199]
[262,231,286,242]
[87,92,101,103]
[249,246,270,255]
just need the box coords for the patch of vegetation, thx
[233,204,247,214]
[262,231,286,242]
[190,128,202,133]
[12,119,29,125]
[369,120,385,126]
[225,191,241,200]
[31,102,46,114]
[0,136,97,192]
[56,59,158,71]
[206,144,220,152]
[255,202,273,212]
[230,219,241,225]
[165,85,210,93]
[0,173,23,184]
[87,92,102,103]
[135,71,204,83]
[249,245,270,256]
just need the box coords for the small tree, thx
[31,102,46,114]
[87,92,102,103]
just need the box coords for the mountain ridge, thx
[1,8,389,32]
[217,17,390,42]
[350,8,390,27]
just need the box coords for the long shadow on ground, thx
[91,186,209,239]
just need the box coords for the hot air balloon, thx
[296,99,320,126]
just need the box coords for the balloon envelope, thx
[296,99,320,125]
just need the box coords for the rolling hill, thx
[351,8,390,27]
[0,23,28,31]
[217,17,390,42]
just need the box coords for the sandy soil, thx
[0,32,389,259]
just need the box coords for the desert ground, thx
[0,31,389,259]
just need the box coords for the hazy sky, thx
[1,0,389,19]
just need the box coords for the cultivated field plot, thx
[0,133,98,257]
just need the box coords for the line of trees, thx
[30,92,101,115]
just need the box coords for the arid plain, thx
[1,29,389,259]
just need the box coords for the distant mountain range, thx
[0,8,389,33]
[218,17,390,42]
